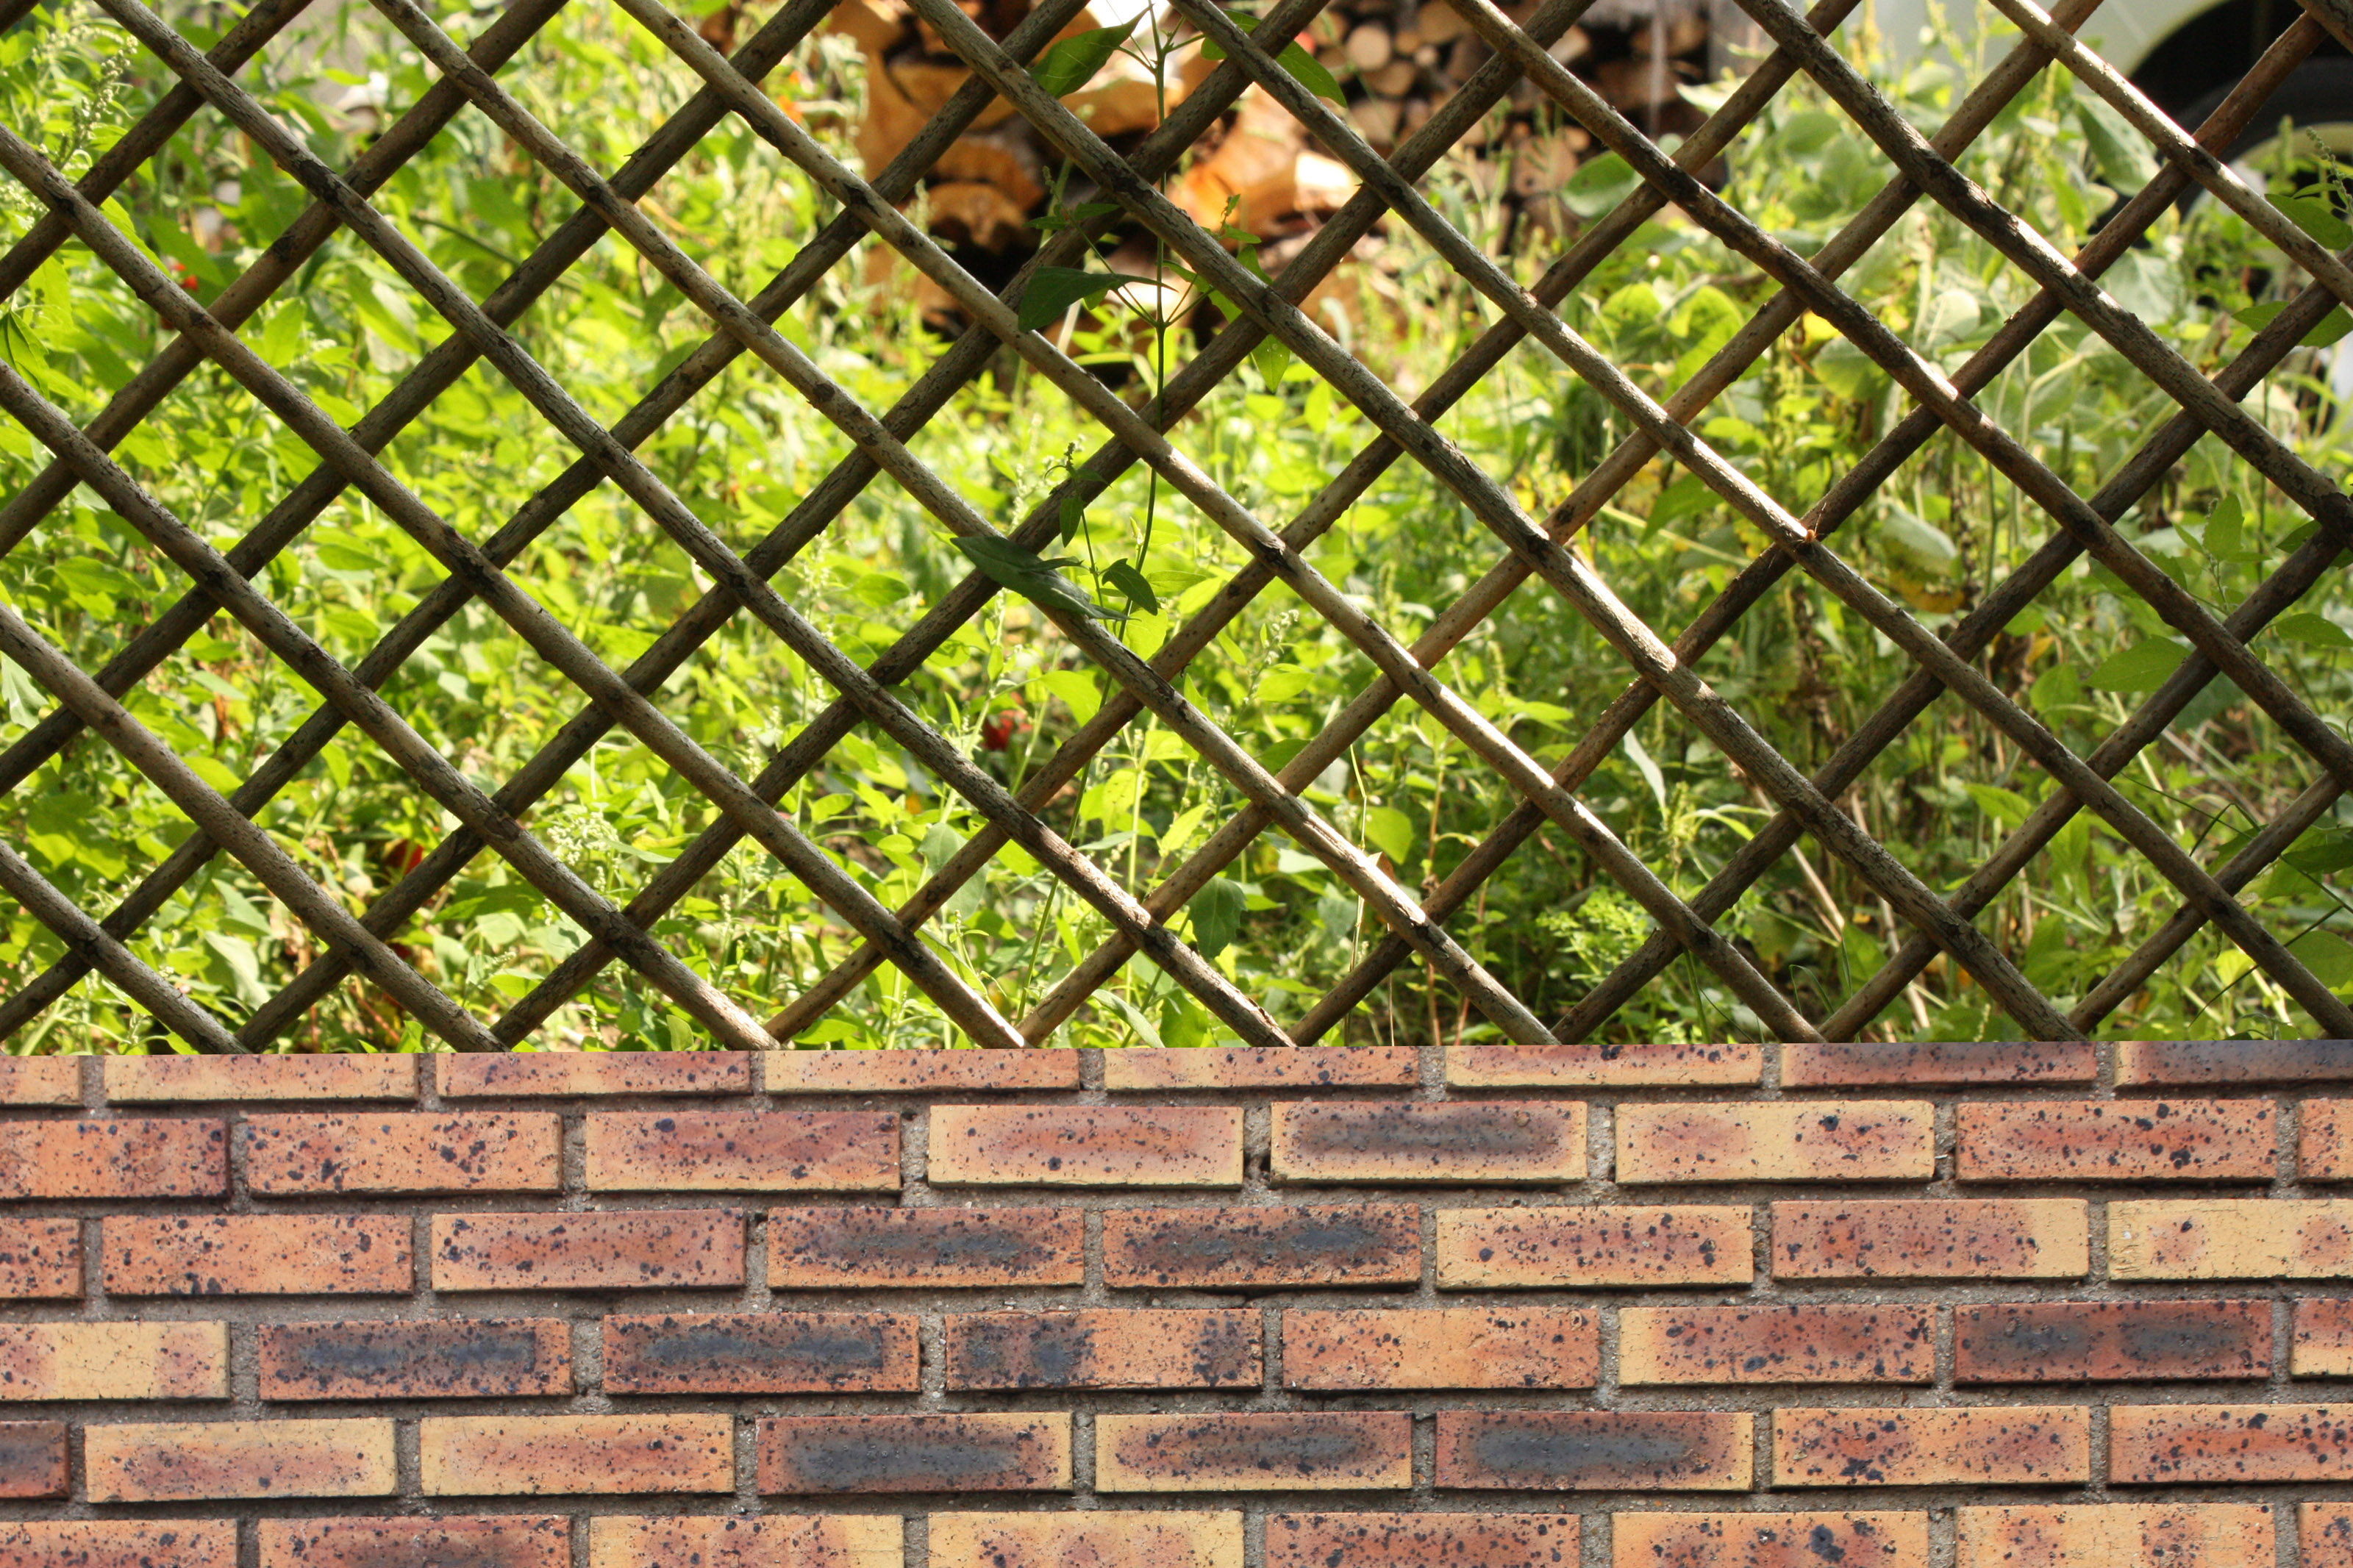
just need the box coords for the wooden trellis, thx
[1,0,2351,1050]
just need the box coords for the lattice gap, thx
[1,0,2351,1052]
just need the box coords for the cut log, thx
[1365,59,1418,95]
[823,0,909,57]
[922,180,1032,251]
[1416,1,1468,43]
[1345,23,1394,70]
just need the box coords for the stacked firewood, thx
[816,0,1715,318]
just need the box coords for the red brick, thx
[2117,1039,2353,1084]
[0,1059,77,1106]
[432,1210,744,1290]
[1957,1300,2270,1383]
[1436,1206,1752,1287]
[1954,1505,2273,1568]
[1958,1099,2274,1181]
[1773,1408,2090,1486]
[1273,1101,1584,1184]
[0,1220,79,1299]
[419,1414,733,1494]
[104,1214,411,1295]
[244,1112,557,1195]
[1782,1041,2096,1086]
[2110,1198,2353,1278]
[1435,1411,1752,1490]
[2296,1298,2353,1375]
[86,1418,396,1501]
[1619,1303,1930,1385]
[2110,1403,2353,1482]
[2304,1100,2353,1178]
[1447,1042,1761,1086]
[946,1309,1259,1389]
[601,1311,917,1394]
[1104,1205,1420,1288]
[1096,1412,1411,1492]
[1282,1308,1595,1390]
[757,1413,1069,1493]
[766,1206,1082,1288]
[440,1053,751,1097]
[586,1111,898,1192]
[0,1424,64,1497]
[929,1105,1240,1186]
[588,1516,900,1568]
[0,1322,226,1400]
[104,1055,415,1102]
[259,1320,571,1400]
[0,1524,237,1568]
[1107,1047,1418,1090]
[1267,1514,1579,1568]
[1610,1512,1928,1567]
[1772,1200,2088,1279]
[0,1117,223,1198]
[257,1517,571,1568]
[929,1512,1239,1568]
[763,1048,1078,1092]
[1618,1101,1931,1184]
[2304,1503,2353,1568]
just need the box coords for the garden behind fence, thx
[4,0,2353,1053]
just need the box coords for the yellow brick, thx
[588,1516,900,1568]
[420,1414,734,1495]
[1955,1506,2274,1568]
[1618,1102,1933,1184]
[85,1420,395,1503]
[929,1512,1241,1568]
[2110,1200,2353,1279]
[1611,1511,1929,1567]
[0,1322,225,1400]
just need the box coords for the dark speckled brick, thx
[946,1309,1260,1389]
[0,1424,65,1497]
[1613,1512,1928,1567]
[756,1413,1069,1493]
[1435,1411,1752,1490]
[258,1320,571,1400]
[1774,1408,2089,1486]
[0,1118,225,1199]
[766,1207,1082,1289]
[243,1114,555,1195]
[1097,1412,1411,1491]
[2111,1404,2353,1483]
[2117,1039,2353,1084]
[1957,1300,2270,1383]
[601,1312,917,1394]
[1104,1206,1420,1288]
[1273,1101,1584,1184]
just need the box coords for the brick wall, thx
[0,1041,2349,1566]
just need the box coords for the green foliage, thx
[3,2,2352,1057]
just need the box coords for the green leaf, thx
[1623,729,1668,812]
[2293,928,2353,990]
[1015,265,1158,332]
[2085,638,2188,693]
[1275,40,1345,104]
[2234,298,2353,346]
[955,534,1121,620]
[1963,781,2034,829]
[2273,611,2353,649]
[919,822,964,875]
[1031,19,1138,97]
[1251,331,1293,385]
[2287,826,2353,877]
[2073,98,2153,191]
[2201,495,2252,562]
[1190,876,1248,959]
[2279,192,2353,251]
[1102,558,1160,614]
[1058,490,1085,544]
[201,931,269,1008]
[1038,667,1101,724]
[1364,804,1414,864]
[1561,153,1640,219]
